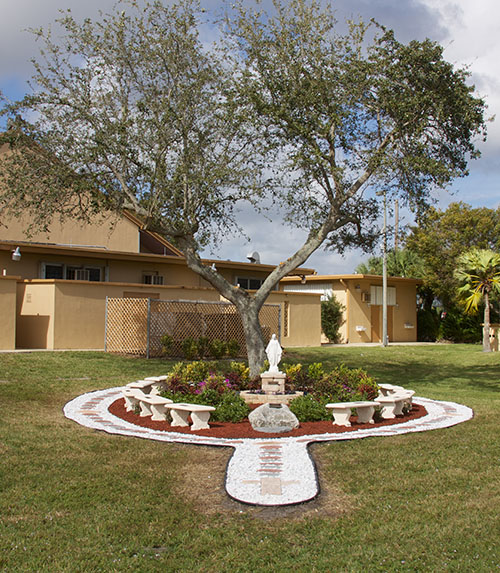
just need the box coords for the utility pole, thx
[382,191,388,347]
[394,199,399,252]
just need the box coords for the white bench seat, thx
[325,401,378,427]
[166,403,216,431]
[139,394,174,421]
[143,376,168,395]
[375,390,414,419]
[127,378,167,396]
[377,383,406,398]
[122,388,143,412]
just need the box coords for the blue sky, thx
[1,0,499,274]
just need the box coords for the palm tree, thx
[455,249,500,352]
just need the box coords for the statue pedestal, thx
[260,372,286,394]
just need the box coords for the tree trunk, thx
[238,304,267,378]
[483,291,491,352]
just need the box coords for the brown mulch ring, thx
[108,399,427,439]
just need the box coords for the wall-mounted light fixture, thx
[300,275,306,285]
[11,247,21,262]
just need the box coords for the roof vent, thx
[246,251,261,264]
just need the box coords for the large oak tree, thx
[0,0,487,375]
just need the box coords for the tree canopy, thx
[455,249,500,351]
[355,248,425,279]
[0,0,488,373]
[405,202,500,305]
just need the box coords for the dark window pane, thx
[45,264,64,279]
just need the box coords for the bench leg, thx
[332,408,351,427]
[150,404,167,421]
[356,405,375,424]
[170,409,190,427]
[393,400,405,416]
[190,411,211,431]
[139,401,152,417]
[380,403,397,419]
[151,384,162,396]
[123,395,136,412]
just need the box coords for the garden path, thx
[64,389,473,506]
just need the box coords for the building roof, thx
[0,239,315,275]
[282,273,423,284]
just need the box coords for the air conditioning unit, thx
[361,291,371,303]
[75,269,90,281]
[143,274,164,285]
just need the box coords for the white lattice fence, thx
[105,297,280,358]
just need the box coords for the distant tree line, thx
[355,202,500,346]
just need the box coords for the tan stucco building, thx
[0,211,321,351]
[280,274,421,343]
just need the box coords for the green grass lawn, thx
[1,345,499,572]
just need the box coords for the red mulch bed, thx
[108,399,427,440]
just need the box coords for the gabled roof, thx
[122,211,184,257]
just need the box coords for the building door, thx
[371,306,394,342]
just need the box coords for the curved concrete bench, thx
[123,387,215,430]
[375,390,414,419]
[127,378,165,396]
[166,403,216,431]
[140,394,174,421]
[122,388,144,412]
[325,401,378,427]
[377,383,406,398]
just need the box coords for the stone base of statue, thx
[248,403,299,433]
[260,371,286,394]
[239,390,303,405]
[240,370,303,405]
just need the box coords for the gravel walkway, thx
[64,389,473,506]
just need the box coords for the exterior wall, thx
[344,278,417,343]
[344,279,372,343]
[13,279,321,350]
[0,247,276,289]
[16,281,56,349]
[391,282,418,342]
[267,291,322,347]
[0,276,18,350]
[0,212,140,253]
[281,275,418,344]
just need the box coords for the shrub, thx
[181,337,198,360]
[209,339,227,359]
[417,308,440,342]
[439,306,482,343]
[227,361,250,384]
[197,336,210,359]
[283,363,309,390]
[307,362,325,382]
[211,392,250,422]
[161,360,378,422]
[160,333,174,355]
[226,339,241,358]
[321,294,345,343]
[309,364,378,402]
[289,394,330,422]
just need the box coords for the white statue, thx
[265,334,282,373]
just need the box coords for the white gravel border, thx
[63,388,473,506]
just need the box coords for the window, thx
[41,263,103,281]
[143,273,164,285]
[236,277,266,290]
[370,285,396,306]
[43,263,64,279]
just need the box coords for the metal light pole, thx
[382,191,388,347]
